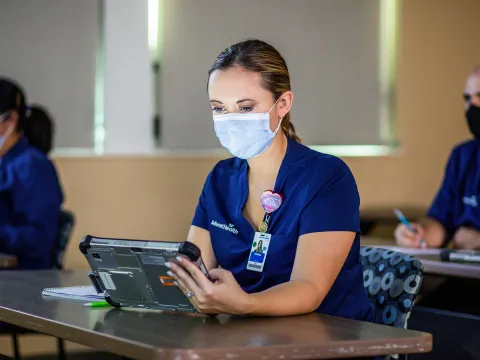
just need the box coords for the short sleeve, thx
[191,171,212,230]
[427,150,457,231]
[299,166,360,236]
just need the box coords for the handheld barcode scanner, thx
[80,235,212,313]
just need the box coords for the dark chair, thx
[360,246,425,360]
[9,210,75,360]
[51,210,75,270]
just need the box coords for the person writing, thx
[0,78,63,269]
[166,39,373,320]
[395,66,480,250]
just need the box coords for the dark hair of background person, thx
[24,105,54,155]
[0,77,54,154]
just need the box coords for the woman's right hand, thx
[394,223,425,248]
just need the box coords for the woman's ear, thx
[276,91,294,119]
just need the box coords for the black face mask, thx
[466,104,480,138]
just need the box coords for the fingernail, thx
[173,281,179,286]
[165,262,171,268]
[176,256,182,262]
[166,271,173,277]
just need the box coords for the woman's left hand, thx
[166,257,252,315]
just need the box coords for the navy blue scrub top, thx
[192,139,374,321]
[0,137,63,269]
[428,139,480,234]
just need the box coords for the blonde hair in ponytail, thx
[281,112,301,143]
[208,39,301,143]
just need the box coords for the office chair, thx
[51,210,75,270]
[360,246,424,360]
[9,210,75,360]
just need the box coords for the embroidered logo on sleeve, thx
[210,220,239,235]
[463,195,478,208]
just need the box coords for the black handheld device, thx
[80,235,212,313]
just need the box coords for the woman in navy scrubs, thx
[0,78,63,269]
[395,67,480,250]
[167,40,373,320]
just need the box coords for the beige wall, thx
[57,0,480,270]
[2,0,480,357]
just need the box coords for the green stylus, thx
[83,301,110,308]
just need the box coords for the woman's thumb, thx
[209,268,228,281]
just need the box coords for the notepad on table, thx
[42,285,104,301]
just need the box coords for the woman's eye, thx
[212,107,225,113]
[239,106,253,113]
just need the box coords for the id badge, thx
[246,232,271,272]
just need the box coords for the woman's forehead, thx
[208,67,269,102]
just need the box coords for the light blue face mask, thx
[213,100,283,159]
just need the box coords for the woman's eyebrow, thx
[210,99,256,104]
[236,98,255,103]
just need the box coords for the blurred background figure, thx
[0,77,63,269]
[24,105,55,155]
[392,67,480,321]
[394,66,480,250]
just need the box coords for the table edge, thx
[0,305,432,360]
[362,244,480,279]
[421,259,480,279]
[161,333,432,360]
[0,306,156,359]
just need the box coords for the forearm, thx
[456,238,480,250]
[419,217,446,248]
[453,229,480,250]
[187,226,218,270]
[466,236,480,249]
[246,280,322,316]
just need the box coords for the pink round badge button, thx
[261,190,283,214]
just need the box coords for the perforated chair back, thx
[360,246,424,329]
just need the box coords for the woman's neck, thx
[247,133,288,181]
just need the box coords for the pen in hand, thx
[393,208,427,249]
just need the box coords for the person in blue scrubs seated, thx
[394,67,480,316]
[166,39,373,320]
[395,66,480,250]
[0,78,63,269]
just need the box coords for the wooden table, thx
[0,253,16,268]
[0,270,432,359]
[361,237,480,280]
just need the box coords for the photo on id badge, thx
[247,232,271,272]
